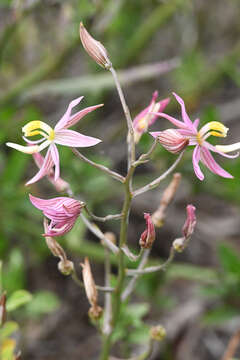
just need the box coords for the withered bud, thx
[152,173,181,227]
[88,305,103,321]
[157,129,188,154]
[58,260,74,276]
[139,213,156,249]
[79,22,112,69]
[150,325,166,341]
[173,238,185,252]
[0,292,7,326]
[81,257,100,315]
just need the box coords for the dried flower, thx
[151,93,237,180]
[150,325,166,341]
[0,292,6,326]
[132,91,169,143]
[30,195,83,237]
[151,129,188,154]
[7,98,103,185]
[139,213,156,249]
[152,173,182,227]
[81,257,103,320]
[79,22,111,69]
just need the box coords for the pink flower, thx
[139,213,156,249]
[30,194,83,237]
[182,204,196,240]
[151,92,237,180]
[132,91,169,143]
[7,97,103,185]
[155,129,189,154]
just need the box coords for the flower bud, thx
[173,238,185,252]
[58,260,74,276]
[88,305,103,321]
[182,204,196,240]
[152,129,188,154]
[139,213,156,249]
[150,325,166,341]
[79,22,111,69]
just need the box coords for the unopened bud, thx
[152,173,181,227]
[173,238,185,252]
[0,292,6,326]
[157,129,188,154]
[150,325,166,341]
[139,213,156,249]
[58,260,74,275]
[79,22,111,69]
[182,204,196,240]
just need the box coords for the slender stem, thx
[109,66,135,169]
[133,138,158,167]
[100,165,135,360]
[84,205,122,222]
[133,151,184,197]
[121,249,150,301]
[121,246,143,262]
[80,214,120,255]
[103,246,112,335]
[127,246,175,276]
[72,147,125,183]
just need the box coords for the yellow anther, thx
[210,131,225,138]
[207,121,228,136]
[196,132,203,145]
[22,121,55,140]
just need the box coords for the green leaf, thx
[218,243,240,276]
[25,291,60,317]
[6,290,32,312]
[0,321,19,339]
[128,325,150,344]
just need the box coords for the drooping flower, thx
[132,91,170,143]
[30,194,84,237]
[151,92,237,180]
[139,213,156,249]
[173,204,196,252]
[6,97,103,185]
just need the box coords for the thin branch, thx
[72,147,125,183]
[83,205,122,222]
[221,329,240,360]
[133,138,159,167]
[126,246,175,276]
[122,249,150,301]
[109,66,135,169]
[121,245,143,262]
[133,151,184,197]
[103,245,112,335]
[80,214,120,255]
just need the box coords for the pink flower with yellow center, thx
[6,97,103,185]
[30,194,83,237]
[151,93,237,180]
[132,91,169,143]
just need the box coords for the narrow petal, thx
[192,145,204,180]
[54,129,101,147]
[64,104,104,129]
[193,118,200,129]
[200,147,233,178]
[50,144,60,181]
[6,142,39,154]
[153,112,189,130]
[204,142,239,159]
[216,142,240,153]
[55,97,84,131]
[26,147,54,185]
[172,92,193,127]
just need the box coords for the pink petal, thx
[54,129,101,147]
[200,147,233,179]
[26,147,53,186]
[63,104,104,129]
[44,218,77,237]
[50,143,60,181]
[193,118,200,129]
[55,97,84,131]
[29,194,68,210]
[150,131,162,139]
[154,112,189,130]
[192,145,204,180]
[148,98,170,127]
[172,92,193,127]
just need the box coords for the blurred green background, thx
[1,0,240,359]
